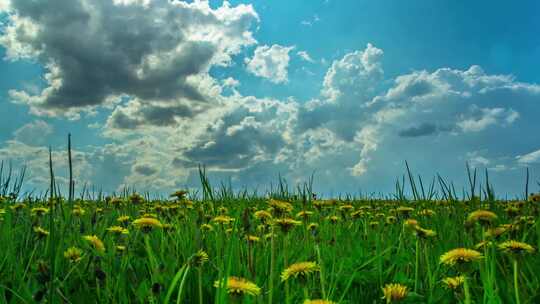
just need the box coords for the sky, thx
[0,0,539,198]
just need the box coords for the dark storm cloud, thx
[398,122,438,137]
[108,101,197,129]
[133,163,158,176]
[2,0,258,115]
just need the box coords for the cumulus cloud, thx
[245,44,294,84]
[297,50,314,62]
[517,149,540,164]
[13,120,53,145]
[457,106,519,132]
[1,0,259,117]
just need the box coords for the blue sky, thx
[1,0,539,197]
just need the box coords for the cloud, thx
[301,14,320,26]
[13,120,53,145]
[1,0,259,117]
[398,123,439,137]
[132,163,158,176]
[457,106,519,132]
[517,149,540,164]
[245,44,294,84]
[297,50,314,62]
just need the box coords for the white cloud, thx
[13,120,54,146]
[297,50,314,62]
[1,0,259,117]
[0,0,11,12]
[458,107,519,132]
[517,149,540,164]
[222,77,240,88]
[301,14,320,26]
[245,44,295,84]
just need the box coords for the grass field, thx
[0,161,539,304]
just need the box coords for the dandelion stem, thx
[315,243,327,299]
[198,267,203,304]
[414,236,419,293]
[463,275,472,304]
[268,226,275,304]
[513,259,521,304]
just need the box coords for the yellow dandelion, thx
[339,204,354,212]
[274,218,302,233]
[34,226,49,238]
[418,209,436,217]
[64,247,83,263]
[83,235,105,253]
[403,219,419,229]
[396,207,414,216]
[327,215,340,224]
[386,216,397,224]
[200,223,214,232]
[304,300,336,304]
[246,235,260,243]
[31,207,49,216]
[369,221,380,228]
[214,276,261,296]
[133,217,163,232]
[72,207,85,217]
[474,241,493,250]
[281,261,320,282]
[268,199,293,214]
[117,215,131,224]
[466,210,497,226]
[106,225,129,235]
[498,240,535,255]
[414,226,437,239]
[382,283,408,303]
[442,276,465,290]
[254,210,273,221]
[212,215,235,225]
[296,210,314,219]
[440,248,482,267]
[191,250,209,267]
[528,193,540,202]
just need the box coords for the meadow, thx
[0,159,539,304]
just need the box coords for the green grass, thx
[0,161,539,303]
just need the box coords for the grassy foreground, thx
[0,164,540,303]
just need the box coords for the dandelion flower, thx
[64,247,83,263]
[274,218,302,233]
[214,276,261,296]
[254,210,273,221]
[498,240,535,255]
[442,276,465,290]
[133,217,163,232]
[34,226,49,238]
[212,215,235,225]
[117,215,131,224]
[268,199,293,214]
[296,210,314,220]
[200,223,214,232]
[403,219,419,229]
[31,207,49,216]
[303,300,336,304]
[281,261,320,282]
[83,235,105,253]
[106,226,129,235]
[414,227,437,239]
[191,250,209,267]
[382,283,408,303]
[440,248,482,267]
[466,210,497,226]
[246,235,260,243]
